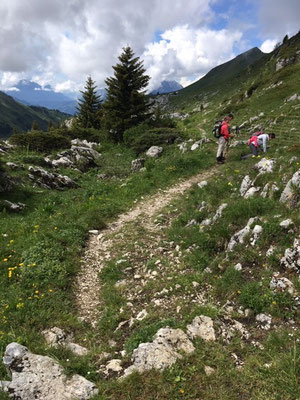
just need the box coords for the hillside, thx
[0,33,299,400]
[0,91,71,138]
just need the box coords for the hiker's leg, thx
[217,137,226,159]
[250,144,258,156]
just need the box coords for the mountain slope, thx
[0,91,71,138]
[175,47,264,101]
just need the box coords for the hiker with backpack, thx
[241,132,276,159]
[215,113,235,164]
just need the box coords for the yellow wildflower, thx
[3,258,8,262]
[16,303,24,309]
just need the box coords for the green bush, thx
[10,130,71,152]
[124,124,181,154]
[64,125,106,142]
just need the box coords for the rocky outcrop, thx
[280,169,300,207]
[28,166,78,190]
[0,343,98,400]
[50,145,102,171]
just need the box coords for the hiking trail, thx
[75,167,216,327]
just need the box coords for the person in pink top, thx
[216,113,235,164]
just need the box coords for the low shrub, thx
[124,124,181,154]
[10,130,71,152]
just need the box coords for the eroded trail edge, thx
[75,167,216,327]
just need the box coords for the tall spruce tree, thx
[104,46,150,142]
[76,76,102,129]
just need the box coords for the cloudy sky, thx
[0,0,299,95]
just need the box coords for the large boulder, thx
[0,343,98,400]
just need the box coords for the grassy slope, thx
[0,91,70,139]
[0,33,300,400]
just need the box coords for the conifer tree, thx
[76,76,102,129]
[31,120,40,131]
[104,46,150,142]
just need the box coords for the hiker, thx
[216,113,235,164]
[242,132,276,159]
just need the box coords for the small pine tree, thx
[48,120,55,131]
[104,46,150,142]
[31,120,40,131]
[76,76,102,129]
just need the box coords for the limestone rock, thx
[227,217,257,252]
[280,169,300,207]
[256,314,272,330]
[217,317,250,343]
[254,158,275,174]
[279,219,293,229]
[240,175,253,196]
[71,139,99,149]
[197,180,208,189]
[3,200,25,212]
[212,203,227,222]
[186,315,216,341]
[234,263,242,271]
[269,273,294,295]
[28,166,78,190]
[204,366,215,376]
[244,187,260,199]
[131,158,145,172]
[146,146,163,158]
[281,239,300,272]
[123,328,194,376]
[1,343,98,400]
[42,327,89,356]
[250,225,263,246]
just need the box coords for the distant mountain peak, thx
[150,80,183,95]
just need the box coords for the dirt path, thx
[75,167,216,327]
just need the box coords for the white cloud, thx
[260,39,277,53]
[256,0,300,38]
[0,0,265,93]
[143,25,243,90]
